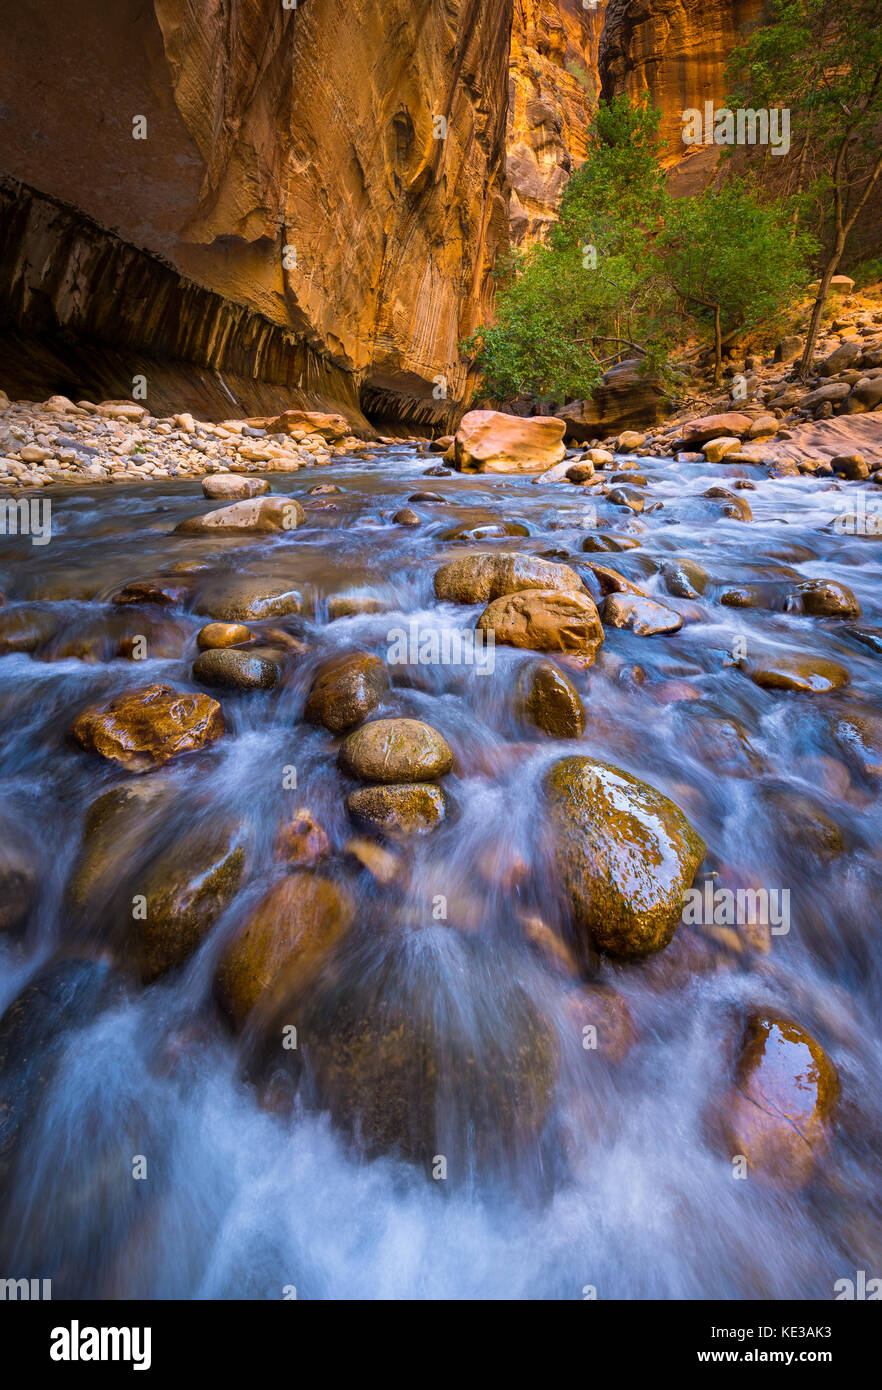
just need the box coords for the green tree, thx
[727,0,882,377]
[658,179,815,382]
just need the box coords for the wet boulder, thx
[346,782,447,835]
[339,718,453,783]
[129,826,246,981]
[175,496,306,534]
[477,589,604,658]
[741,652,850,694]
[196,622,252,650]
[0,605,60,655]
[276,808,331,866]
[193,577,302,622]
[327,595,390,620]
[720,1014,838,1186]
[600,593,683,636]
[192,648,280,691]
[661,559,708,599]
[790,579,861,619]
[71,683,224,771]
[516,660,585,737]
[545,757,706,960]
[249,932,558,1165]
[305,652,389,733]
[454,410,566,474]
[216,873,355,1028]
[433,552,583,605]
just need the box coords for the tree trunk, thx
[713,304,722,385]
[798,236,846,380]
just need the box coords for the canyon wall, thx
[507,1,607,245]
[599,0,764,192]
[0,0,513,430]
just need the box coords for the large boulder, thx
[681,413,752,447]
[201,474,270,500]
[129,827,246,981]
[476,589,604,657]
[264,410,350,442]
[453,409,566,473]
[246,933,558,1164]
[555,359,672,441]
[70,684,224,771]
[719,1014,838,1185]
[192,648,280,691]
[304,652,389,733]
[174,497,306,534]
[516,659,585,737]
[346,782,447,834]
[433,552,583,605]
[545,757,705,960]
[339,718,453,782]
[216,873,355,1027]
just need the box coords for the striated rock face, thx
[599,0,763,186]
[507,1,607,244]
[0,0,513,429]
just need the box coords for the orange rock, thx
[477,588,604,656]
[265,410,350,442]
[722,1015,838,1185]
[216,874,354,1027]
[70,683,224,772]
[454,409,566,473]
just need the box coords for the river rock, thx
[607,485,644,512]
[720,1014,838,1185]
[71,683,224,771]
[276,808,330,866]
[216,873,355,1027]
[201,474,270,500]
[819,341,862,376]
[346,782,447,834]
[193,648,280,691]
[264,409,350,442]
[305,652,389,732]
[393,507,421,526]
[703,436,742,463]
[742,652,850,693]
[434,551,583,604]
[0,606,59,654]
[339,718,453,782]
[327,594,389,620]
[454,409,566,473]
[791,579,861,619]
[194,578,302,622]
[517,660,585,737]
[130,826,246,981]
[196,622,252,650]
[175,496,306,534]
[600,593,683,635]
[545,757,706,960]
[681,413,752,447]
[701,487,753,521]
[249,934,558,1163]
[661,559,708,598]
[477,588,604,657]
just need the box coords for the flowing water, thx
[1,446,880,1300]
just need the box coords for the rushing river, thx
[0,444,880,1300]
